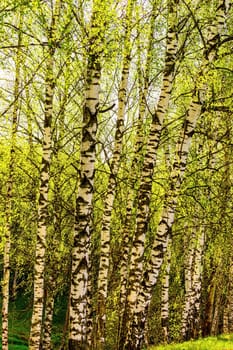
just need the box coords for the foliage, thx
[0,0,233,349]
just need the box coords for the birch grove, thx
[0,0,232,349]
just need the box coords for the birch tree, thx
[117,4,159,341]
[0,0,232,348]
[29,1,61,349]
[125,1,229,348]
[181,225,205,339]
[120,1,179,347]
[221,115,233,334]
[95,1,134,348]
[68,0,109,347]
[2,10,22,350]
[161,237,171,343]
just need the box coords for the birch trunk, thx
[211,290,222,335]
[123,1,228,347]
[2,11,22,350]
[182,226,205,340]
[40,60,72,349]
[220,113,232,335]
[129,99,199,349]
[118,5,157,343]
[96,1,133,349]
[161,237,171,343]
[181,231,195,339]
[69,2,103,348]
[121,1,179,347]
[191,227,205,338]
[203,276,216,336]
[223,263,233,333]
[69,61,101,350]
[29,1,60,348]
[41,283,55,350]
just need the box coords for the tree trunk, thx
[223,263,233,333]
[181,231,195,340]
[29,1,60,348]
[68,2,104,348]
[69,62,101,350]
[95,1,133,349]
[220,112,233,335]
[182,226,205,340]
[121,1,179,347]
[211,289,222,335]
[122,1,228,347]
[117,5,158,346]
[161,237,171,343]
[41,284,55,350]
[203,274,216,337]
[2,10,22,350]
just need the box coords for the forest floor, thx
[150,334,233,350]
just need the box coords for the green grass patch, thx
[0,292,66,349]
[0,294,30,349]
[0,335,28,350]
[150,334,233,350]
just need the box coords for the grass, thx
[6,336,28,350]
[150,334,233,350]
[0,294,30,350]
[0,293,66,350]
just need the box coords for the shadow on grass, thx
[217,334,233,342]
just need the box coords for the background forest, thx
[0,0,233,350]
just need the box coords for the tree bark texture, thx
[161,237,171,343]
[182,227,205,340]
[2,10,22,350]
[121,1,179,347]
[117,4,158,344]
[122,0,228,348]
[96,1,134,349]
[69,1,103,348]
[29,1,60,348]
[41,285,55,350]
